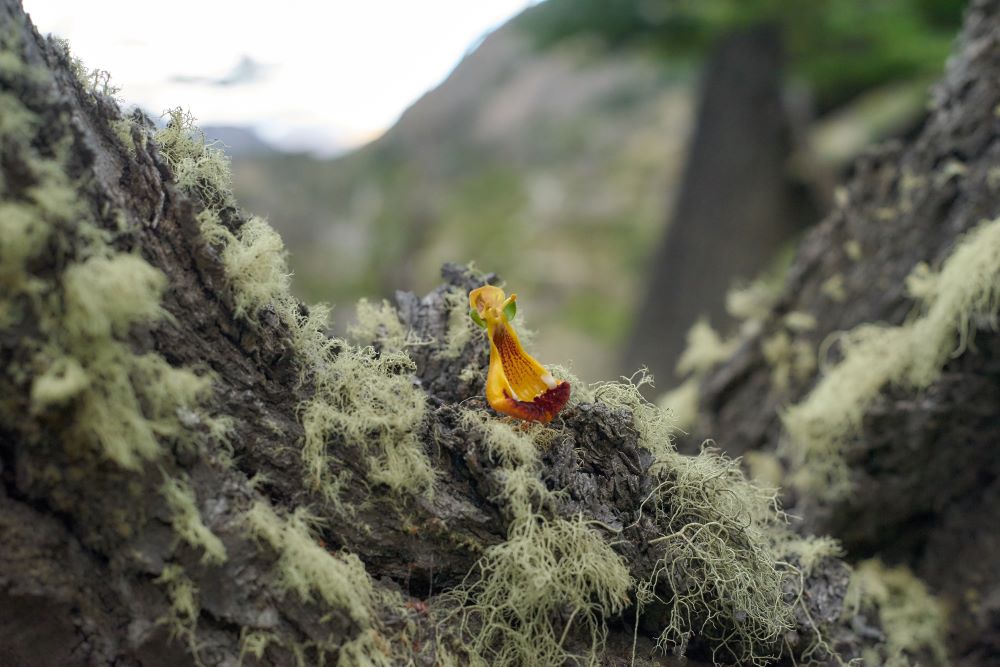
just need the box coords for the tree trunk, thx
[624,25,819,386]
[0,1,968,666]
[677,1,1000,665]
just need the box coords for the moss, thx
[844,560,947,666]
[300,344,433,500]
[675,319,738,377]
[161,477,227,565]
[245,500,375,625]
[785,218,1000,501]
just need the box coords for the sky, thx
[22,1,535,156]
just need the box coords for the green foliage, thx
[519,0,965,108]
[784,217,1000,501]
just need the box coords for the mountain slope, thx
[231,17,693,381]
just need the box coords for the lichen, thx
[348,298,410,351]
[784,218,1000,501]
[457,514,631,666]
[299,344,434,500]
[675,319,738,377]
[155,107,234,209]
[637,446,795,665]
[844,560,947,666]
[657,376,699,432]
[821,273,847,302]
[244,500,375,625]
[762,330,816,391]
[156,563,201,660]
[448,413,631,667]
[161,477,227,565]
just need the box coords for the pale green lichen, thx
[845,239,863,261]
[30,355,89,408]
[440,288,479,360]
[2,93,210,471]
[245,500,375,625]
[219,216,293,320]
[762,330,816,391]
[675,319,738,377]
[62,254,167,339]
[155,563,201,658]
[784,218,1000,501]
[348,298,410,351]
[449,414,630,667]
[457,515,631,666]
[844,560,947,667]
[300,345,434,500]
[161,477,227,565]
[784,311,818,332]
[638,447,795,665]
[155,108,234,209]
[657,376,699,432]
[821,273,847,302]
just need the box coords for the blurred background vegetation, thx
[224,0,964,384]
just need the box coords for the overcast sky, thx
[22,1,534,155]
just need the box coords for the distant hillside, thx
[231,15,694,381]
[202,125,278,158]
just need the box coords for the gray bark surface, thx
[680,1,1000,664]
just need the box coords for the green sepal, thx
[503,300,517,321]
[469,308,486,328]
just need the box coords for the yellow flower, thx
[469,285,570,422]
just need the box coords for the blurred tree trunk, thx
[678,1,1000,664]
[624,25,819,385]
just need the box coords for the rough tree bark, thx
[0,1,965,667]
[677,2,1000,665]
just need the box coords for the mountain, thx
[229,15,694,382]
[202,125,278,158]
